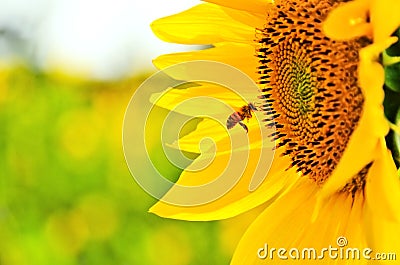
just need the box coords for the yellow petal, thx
[203,0,272,15]
[342,194,366,249]
[217,6,265,28]
[170,119,228,154]
[151,3,255,45]
[323,0,372,40]
[324,0,400,43]
[150,82,259,116]
[174,114,267,154]
[359,36,398,95]
[370,0,400,43]
[231,180,366,264]
[365,138,400,222]
[153,43,258,80]
[363,203,400,264]
[149,147,299,221]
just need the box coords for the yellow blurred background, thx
[0,64,263,265]
[0,0,264,263]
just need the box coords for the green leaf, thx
[385,62,400,92]
[394,108,400,164]
[384,87,400,168]
[385,98,400,168]
[383,85,400,123]
[386,130,400,169]
[386,28,400,57]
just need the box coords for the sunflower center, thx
[276,44,315,117]
[294,65,314,116]
[258,0,370,185]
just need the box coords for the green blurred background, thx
[0,65,260,265]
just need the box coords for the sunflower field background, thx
[0,64,259,265]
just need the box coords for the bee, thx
[226,103,258,133]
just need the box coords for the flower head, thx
[149,0,400,263]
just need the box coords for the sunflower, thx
[149,0,400,264]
